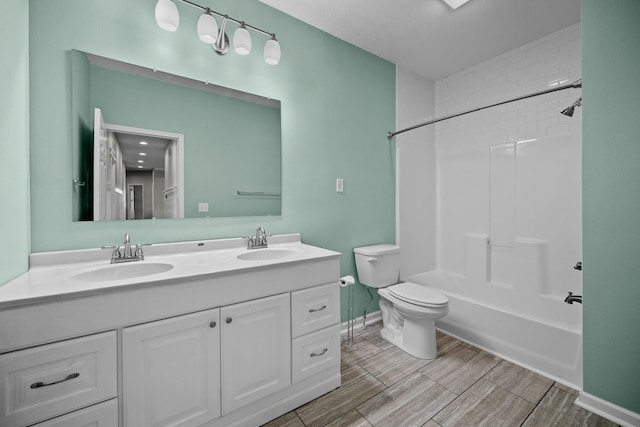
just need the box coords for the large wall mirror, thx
[71,50,282,221]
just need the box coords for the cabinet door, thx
[221,293,291,414]
[123,309,221,427]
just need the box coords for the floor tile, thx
[323,409,373,427]
[521,385,621,427]
[433,378,535,427]
[484,360,554,403]
[261,410,305,427]
[340,337,385,367]
[341,363,373,386]
[359,345,433,386]
[436,330,463,355]
[356,371,457,427]
[358,325,395,350]
[294,371,386,427]
[419,343,501,394]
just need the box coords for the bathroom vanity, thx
[0,234,341,427]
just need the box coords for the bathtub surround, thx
[398,23,584,386]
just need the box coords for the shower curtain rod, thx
[387,78,582,140]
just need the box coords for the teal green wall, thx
[0,0,30,284]
[27,0,395,320]
[583,0,640,414]
[88,64,281,218]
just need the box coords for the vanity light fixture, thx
[441,0,472,9]
[154,0,281,65]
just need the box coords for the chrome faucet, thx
[247,227,268,249]
[564,291,582,304]
[102,234,148,263]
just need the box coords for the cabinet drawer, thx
[291,283,340,338]
[292,324,341,384]
[32,399,118,427]
[0,331,117,427]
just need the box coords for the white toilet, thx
[354,244,448,359]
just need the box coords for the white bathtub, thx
[406,270,583,388]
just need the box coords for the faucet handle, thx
[101,245,121,261]
[124,233,130,244]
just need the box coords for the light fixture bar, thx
[177,0,274,38]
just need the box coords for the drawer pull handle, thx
[310,348,328,357]
[30,372,80,389]
[308,305,327,313]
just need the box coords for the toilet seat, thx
[387,282,448,308]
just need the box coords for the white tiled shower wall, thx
[433,23,582,299]
[436,23,581,149]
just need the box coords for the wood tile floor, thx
[264,321,619,427]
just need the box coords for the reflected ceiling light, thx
[154,0,281,65]
[139,141,148,145]
[155,0,180,32]
[441,0,472,9]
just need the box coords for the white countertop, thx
[0,234,341,310]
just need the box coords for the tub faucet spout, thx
[564,291,582,304]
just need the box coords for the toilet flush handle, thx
[367,257,379,263]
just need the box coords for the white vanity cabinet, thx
[122,309,222,426]
[0,331,117,427]
[221,293,291,414]
[0,235,342,427]
[291,283,341,384]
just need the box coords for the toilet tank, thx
[353,244,401,288]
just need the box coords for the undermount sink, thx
[236,248,297,261]
[70,262,174,283]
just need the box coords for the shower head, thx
[561,96,583,117]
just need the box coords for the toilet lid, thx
[388,282,448,307]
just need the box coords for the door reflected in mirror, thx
[71,50,282,221]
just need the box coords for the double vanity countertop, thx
[0,234,341,310]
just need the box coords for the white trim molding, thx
[575,391,640,427]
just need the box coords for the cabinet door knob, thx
[209,321,217,328]
[226,317,232,324]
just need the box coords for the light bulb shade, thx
[264,37,281,65]
[155,0,179,32]
[197,11,219,44]
[233,25,252,55]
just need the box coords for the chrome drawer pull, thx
[310,348,328,357]
[30,372,80,389]
[308,305,327,313]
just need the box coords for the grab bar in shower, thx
[488,240,513,248]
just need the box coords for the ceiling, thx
[259,0,581,80]
[115,132,170,171]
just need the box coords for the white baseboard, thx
[575,391,640,427]
[340,310,382,335]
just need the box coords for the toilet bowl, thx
[354,244,448,359]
